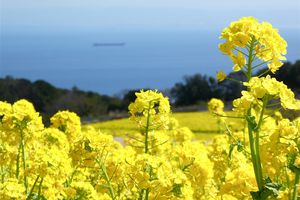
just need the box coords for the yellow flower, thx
[171,127,194,143]
[242,75,300,110]
[128,90,170,130]
[230,52,246,72]
[0,178,26,199]
[50,111,81,142]
[208,98,224,115]
[220,16,287,73]
[219,42,233,55]
[267,58,284,73]
[233,91,255,112]
[12,99,37,121]
[220,162,257,199]
[70,181,100,200]
[0,101,12,130]
[0,101,12,118]
[216,71,227,82]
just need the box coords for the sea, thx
[1,30,299,96]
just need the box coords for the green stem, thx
[145,189,149,200]
[246,37,255,81]
[144,102,151,154]
[293,173,299,200]
[66,167,78,187]
[98,159,115,200]
[247,114,263,191]
[217,118,221,134]
[225,77,243,84]
[257,69,270,78]
[20,130,28,193]
[251,60,271,70]
[234,47,249,57]
[139,190,145,200]
[225,124,251,155]
[141,103,154,199]
[253,98,268,191]
[37,177,44,199]
[26,175,39,200]
[245,37,264,192]
[16,143,21,179]
[1,166,4,183]
[214,112,244,119]
[241,68,249,77]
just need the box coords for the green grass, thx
[86,111,243,140]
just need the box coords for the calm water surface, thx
[1,30,299,95]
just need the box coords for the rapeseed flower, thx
[219,16,287,73]
[216,71,227,82]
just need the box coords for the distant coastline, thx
[93,42,125,47]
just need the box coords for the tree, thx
[170,74,213,106]
[217,71,246,101]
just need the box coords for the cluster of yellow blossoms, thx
[208,98,225,115]
[0,97,215,199]
[219,16,287,73]
[233,75,300,113]
[128,90,171,131]
[0,93,286,200]
[2,90,298,199]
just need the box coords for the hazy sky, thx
[1,0,300,32]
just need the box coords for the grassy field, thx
[86,111,244,140]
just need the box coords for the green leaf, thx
[287,153,300,174]
[291,164,300,174]
[237,140,244,152]
[229,143,236,159]
[84,141,93,152]
[229,140,244,159]
[250,178,281,200]
[172,184,184,197]
[182,158,195,171]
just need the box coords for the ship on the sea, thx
[93,42,125,47]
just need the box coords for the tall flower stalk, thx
[217,16,300,199]
[128,90,171,200]
[128,90,171,155]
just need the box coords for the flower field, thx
[88,111,243,140]
[1,16,300,200]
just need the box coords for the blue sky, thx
[1,0,300,32]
